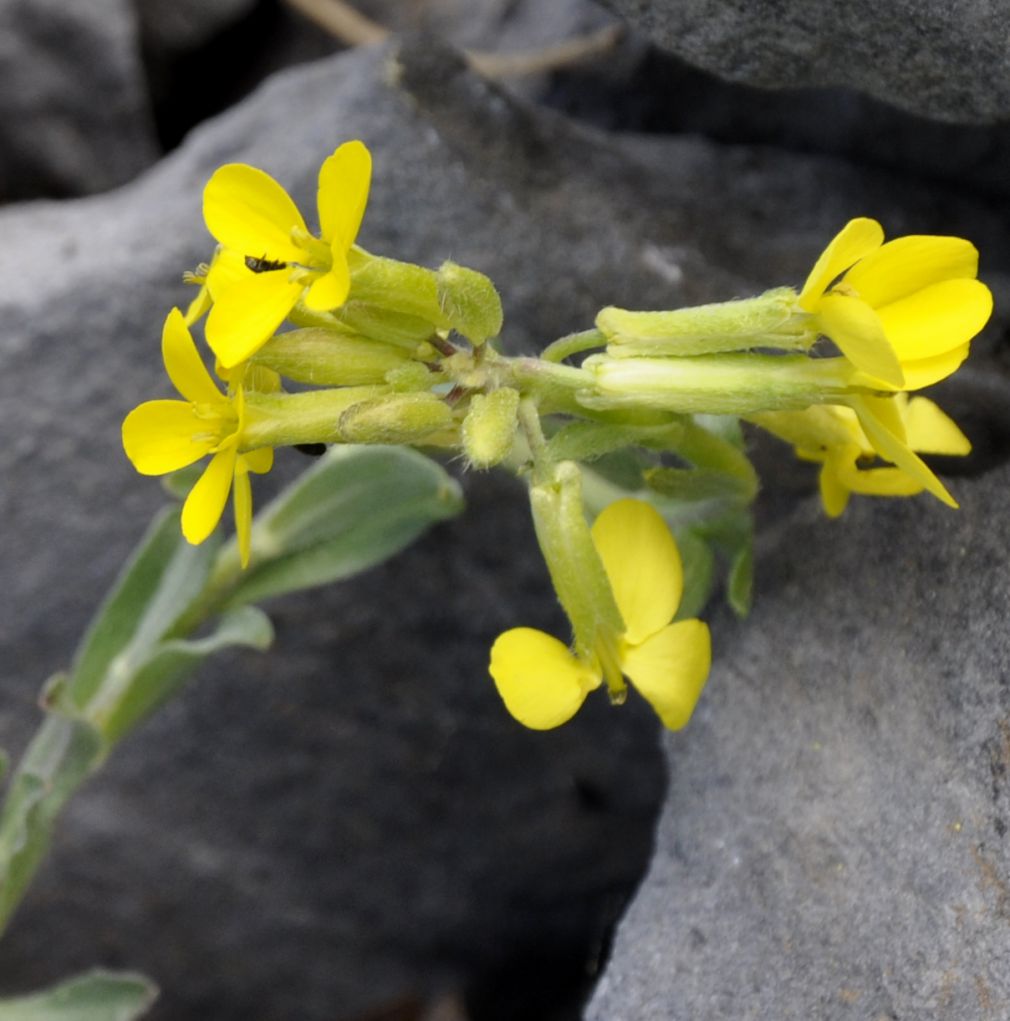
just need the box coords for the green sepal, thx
[437,261,503,345]
[338,393,454,444]
[348,250,450,329]
[0,969,158,1021]
[597,287,806,357]
[331,303,438,349]
[219,446,464,608]
[252,328,409,386]
[529,462,623,657]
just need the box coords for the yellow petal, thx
[181,448,236,545]
[122,400,214,475]
[590,498,683,646]
[317,140,372,248]
[877,278,992,362]
[233,462,253,568]
[843,235,979,309]
[489,627,601,730]
[206,247,253,300]
[819,459,852,518]
[904,397,971,456]
[817,293,904,386]
[620,619,711,731]
[183,283,211,326]
[900,343,971,390]
[241,447,274,474]
[203,163,306,262]
[838,465,924,497]
[161,308,222,405]
[798,218,884,311]
[303,256,350,311]
[850,398,956,508]
[205,271,303,368]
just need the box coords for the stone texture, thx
[587,462,1010,1020]
[597,0,1010,124]
[0,0,159,200]
[133,0,256,52]
[0,33,1008,1021]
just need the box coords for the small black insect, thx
[245,254,288,273]
[294,443,328,457]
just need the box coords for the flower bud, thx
[462,388,519,468]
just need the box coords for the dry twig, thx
[284,0,624,77]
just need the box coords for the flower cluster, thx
[121,142,993,733]
[122,141,502,566]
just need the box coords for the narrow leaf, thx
[223,446,464,607]
[66,510,218,713]
[95,607,273,743]
[0,716,104,931]
[0,969,158,1021]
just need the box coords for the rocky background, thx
[1,1,1009,1019]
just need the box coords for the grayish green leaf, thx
[96,606,273,744]
[65,510,218,716]
[0,969,158,1021]
[222,446,464,607]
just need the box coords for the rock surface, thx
[0,34,1008,1021]
[586,463,1010,1020]
[597,0,1010,124]
[0,0,159,200]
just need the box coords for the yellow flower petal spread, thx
[203,141,373,367]
[122,309,274,566]
[489,498,711,731]
[800,218,992,390]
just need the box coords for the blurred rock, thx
[0,34,1007,1021]
[597,0,1010,124]
[587,460,1010,1020]
[133,0,257,51]
[0,0,159,200]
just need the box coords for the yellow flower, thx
[182,247,252,327]
[122,308,274,566]
[798,218,992,388]
[754,394,970,516]
[203,140,372,368]
[489,499,711,731]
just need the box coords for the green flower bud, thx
[338,393,454,445]
[253,329,409,386]
[462,387,520,468]
[437,261,503,345]
[597,287,809,358]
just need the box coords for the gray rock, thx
[587,463,1010,1020]
[0,34,1008,1021]
[597,0,1010,124]
[133,0,256,52]
[0,0,159,200]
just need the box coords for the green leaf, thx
[0,716,104,931]
[0,970,157,1021]
[65,510,218,715]
[645,466,753,503]
[160,464,203,501]
[222,446,464,607]
[671,529,716,622]
[727,539,751,616]
[96,606,273,744]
